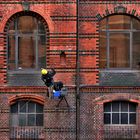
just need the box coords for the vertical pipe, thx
[76,0,80,139]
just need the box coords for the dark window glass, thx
[19,101,26,113]
[36,114,43,126]
[104,102,111,112]
[28,114,35,126]
[11,103,18,113]
[112,102,119,112]
[36,104,43,113]
[121,113,128,124]
[19,114,26,126]
[28,102,35,113]
[129,103,136,112]
[121,102,128,112]
[112,113,119,124]
[11,114,18,126]
[104,114,111,124]
[104,101,137,125]
[130,113,136,124]
[11,101,44,126]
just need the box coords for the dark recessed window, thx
[104,101,137,124]
[10,101,44,126]
[99,15,140,69]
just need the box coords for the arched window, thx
[104,101,137,124]
[99,15,140,69]
[10,100,43,126]
[7,15,46,70]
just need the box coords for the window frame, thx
[7,16,46,71]
[104,101,137,125]
[10,101,44,127]
[99,15,140,69]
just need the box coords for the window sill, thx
[8,69,41,74]
[104,124,136,126]
[100,69,140,73]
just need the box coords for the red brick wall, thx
[0,1,138,86]
[0,1,139,140]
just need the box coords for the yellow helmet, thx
[41,69,48,75]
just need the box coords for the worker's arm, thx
[49,68,56,77]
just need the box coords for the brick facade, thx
[0,0,139,140]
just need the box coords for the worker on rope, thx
[41,68,64,98]
[41,68,56,98]
[41,68,69,107]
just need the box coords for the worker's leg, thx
[48,85,54,99]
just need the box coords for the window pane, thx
[36,114,43,126]
[11,114,18,126]
[36,104,43,113]
[8,35,16,70]
[19,114,26,126]
[133,32,140,68]
[104,114,110,124]
[130,113,136,124]
[112,113,119,124]
[38,22,46,34]
[10,101,44,127]
[121,113,128,124]
[129,103,136,112]
[112,102,119,112]
[28,114,35,126]
[28,102,35,113]
[11,103,18,113]
[121,102,128,112]
[133,17,140,30]
[18,16,37,33]
[8,16,46,71]
[8,20,15,34]
[18,36,35,69]
[38,35,46,68]
[109,33,130,68]
[19,101,27,113]
[109,15,131,29]
[99,32,107,68]
[104,103,111,112]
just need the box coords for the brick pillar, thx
[0,37,7,86]
[95,103,104,140]
[0,94,9,140]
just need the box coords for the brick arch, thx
[4,11,49,34]
[4,11,51,69]
[93,94,140,105]
[96,5,139,21]
[9,94,45,105]
[0,5,53,32]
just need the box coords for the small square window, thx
[104,101,137,125]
